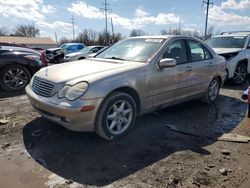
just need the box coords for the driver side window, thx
[162,40,187,64]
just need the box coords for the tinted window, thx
[188,40,211,62]
[67,45,77,51]
[163,40,187,64]
[78,45,84,50]
[90,47,99,53]
[206,36,246,48]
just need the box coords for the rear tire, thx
[231,63,247,85]
[0,65,31,91]
[95,92,137,141]
[202,78,220,104]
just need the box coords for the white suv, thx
[207,31,250,85]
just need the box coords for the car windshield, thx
[96,38,165,62]
[206,36,246,48]
[59,44,70,49]
[80,46,92,53]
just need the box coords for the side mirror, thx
[158,58,177,69]
[248,44,250,49]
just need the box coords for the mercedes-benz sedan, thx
[26,35,227,140]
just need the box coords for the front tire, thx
[0,65,31,91]
[232,63,247,85]
[95,92,137,141]
[202,78,220,104]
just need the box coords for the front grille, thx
[32,76,55,97]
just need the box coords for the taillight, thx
[40,50,48,66]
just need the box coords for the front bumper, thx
[25,85,104,132]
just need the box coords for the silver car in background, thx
[64,46,105,62]
[26,35,227,140]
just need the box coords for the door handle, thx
[209,62,214,66]
[185,67,192,71]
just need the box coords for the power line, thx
[203,0,213,39]
[100,0,111,45]
[70,15,77,40]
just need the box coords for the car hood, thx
[212,48,242,55]
[46,48,62,52]
[35,59,145,83]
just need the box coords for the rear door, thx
[185,40,214,95]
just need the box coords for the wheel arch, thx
[0,62,32,75]
[214,76,222,86]
[97,86,141,116]
[238,58,248,68]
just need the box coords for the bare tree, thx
[59,29,123,46]
[0,27,9,36]
[14,24,40,37]
[161,28,180,35]
[130,29,145,37]
[77,29,99,45]
[59,37,70,45]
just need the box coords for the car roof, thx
[213,31,250,37]
[130,35,201,40]
[63,43,85,45]
[131,35,174,39]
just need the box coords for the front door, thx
[152,39,188,106]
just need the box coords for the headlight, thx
[25,55,42,65]
[57,82,88,101]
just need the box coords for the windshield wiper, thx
[106,57,127,61]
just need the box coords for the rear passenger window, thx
[67,45,77,51]
[78,45,84,50]
[163,40,187,64]
[188,40,211,61]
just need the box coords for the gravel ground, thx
[0,83,250,188]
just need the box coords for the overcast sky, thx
[0,0,250,40]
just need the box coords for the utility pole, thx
[70,15,77,40]
[111,17,114,42]
[178,19,182,35]
[55,32,57,44]
[203,0,213,39]
[100,0,111,45]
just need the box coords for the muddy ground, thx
[0,83,250,188]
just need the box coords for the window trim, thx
[186,39,213,63]
[161,39,188,65]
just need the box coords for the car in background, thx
[86,46,109,58]
[206,31,250,85]
[43,43,85,64]
[26,35,226,140]
[0,43,45,91]
[64,46,105,62]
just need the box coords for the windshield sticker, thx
[145,39,163,43]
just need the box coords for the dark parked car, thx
[43,43,85,64]
[0,43,45,91]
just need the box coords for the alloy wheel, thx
[208,79,219,102]
[106,100,133,135]
[3,67,29,90]
[233,64,247,85]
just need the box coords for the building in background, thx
[0,36,57,50]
